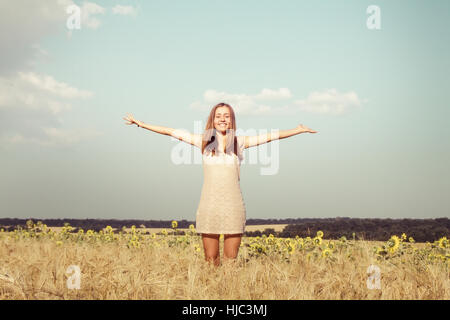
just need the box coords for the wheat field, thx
[0,222,448,300]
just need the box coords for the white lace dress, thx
[195,136,246,235]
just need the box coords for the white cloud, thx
[0,0,107,74]
[191,88,294,115]
[0,128,103,147]
[0,1,106,147]
[19,72,93,99]
[254,88,292,100]
[0,72,93,114]
[190,88,363,116]
[43,127,103,145]
[81,2,106,29]
[294,89,363,115]
[112,5,138,16]
[0,72,101,146]
[0,0,70,74]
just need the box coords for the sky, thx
[0,0,449,221]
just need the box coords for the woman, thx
[123,102,318,266]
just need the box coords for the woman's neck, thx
[215,130,226,138]
[214,130,227,152]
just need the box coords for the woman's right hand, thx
[123,113,141,127]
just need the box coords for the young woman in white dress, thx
[123,102,318,266]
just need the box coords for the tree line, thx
[0,217,448,242]
[245,217,449,242]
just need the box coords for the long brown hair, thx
[201,102,238,157]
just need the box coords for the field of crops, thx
[0,220,448,299]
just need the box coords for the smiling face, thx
[201,102,237,156]
[213,106,231,134]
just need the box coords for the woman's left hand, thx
[296,124,318,133]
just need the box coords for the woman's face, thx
[213,106,231,134]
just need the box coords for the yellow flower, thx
[150,233,156,239]
[438,237,448,249]
[387,235,400,253]
[105,226,113,233]
[128,239,140,248]
[189,224,195,231]
[322,248,331,258]
[287,243,296,254]
[161,229,168,236]
[317,230,324,238]
[313,236,322,246]
[327,241,335,250]
[401,233,407,241]
[56,241,63,246]
[252,243,266,255]
[409,237,415,243]
[171,220,178,229]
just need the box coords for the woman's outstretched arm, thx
[244,124,318,149]
[123,113,202,148]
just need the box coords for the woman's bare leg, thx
[223,234,242,261]
[202,233,220,266]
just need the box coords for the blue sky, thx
[0,0,449,221]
